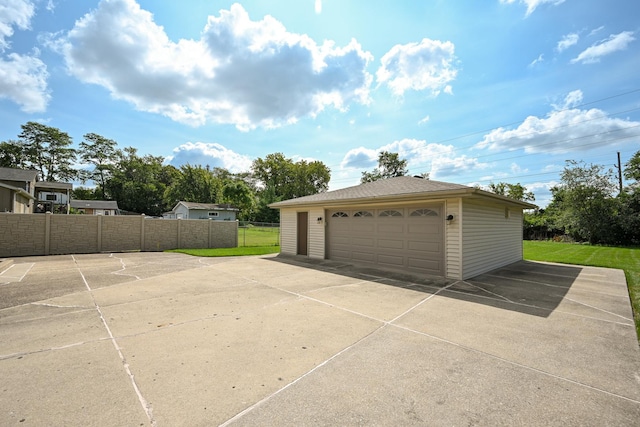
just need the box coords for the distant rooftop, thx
[70,200,119,210]
[0,167,38,182]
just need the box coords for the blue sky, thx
[1,0,639,206]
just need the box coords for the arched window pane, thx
[410,209,438,217]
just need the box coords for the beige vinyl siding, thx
[279,208,297,255]
[445,198,462,279]
[461,200,523,279]
[279,208,323,258]
[308,207,325,259]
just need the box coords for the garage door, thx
[327,205,444,276]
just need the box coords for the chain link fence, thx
[238,221,280,247]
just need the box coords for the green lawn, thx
[238,226,280,247]
[523,241,640,340]
[168,246,280,257]
[167,226,280,257]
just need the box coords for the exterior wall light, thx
[446,214,454,221]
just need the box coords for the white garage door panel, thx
[378,239,404,249]
[332,249,351,259]
[408,240,440,252]
[408,258,440,271]
[353,251,376,262]
[408,223,439,234]
[378,223,404,233]
[327,205,444,276]
[378,254,404,267]
[352,223,375,233]
[332,236,351,245]
[352,237,375,247]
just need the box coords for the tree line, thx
[0,122,329,220]
[524,154,640,246]
[2,122,639,243]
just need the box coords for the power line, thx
[325,88,640,185]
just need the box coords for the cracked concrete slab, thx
[0,253,638,426]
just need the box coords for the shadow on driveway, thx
[268,255,591,318]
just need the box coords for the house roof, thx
[70,200,119,210]
[173,201,239,211]
[269,176,537,209]
[35,181,73,190]
[0,167,38,182]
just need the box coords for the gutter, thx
[0,182,36,201]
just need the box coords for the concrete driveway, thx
[0,253,638,426]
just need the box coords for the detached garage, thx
[269,176,536,280]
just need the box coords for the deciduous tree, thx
[487,182,535,202]
[18,121,78,181]
[361,151,408,183]
[0,140,28,168]
[548,160,618,244]
[165,164,223,206]
[105,147,175,216]
[251,152,330,221]
[79,133,120,199]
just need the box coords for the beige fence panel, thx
[0,213,238,258]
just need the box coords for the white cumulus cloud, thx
[167,142,252,173]
[499,0,566,17]
[0,0,49,112]
[0,0,34,51]
[475,90,640,153]
[341,138,489,179]
[571,31,635,64]
[50,0,373,130]
[556,33,579,52]
[376,38,458,97]
[0,51,49,112]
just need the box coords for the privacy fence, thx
[0,213,238,258]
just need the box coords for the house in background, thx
[0,167,37,213]
[163,201,238,220]
[0,167,74,214]
[70,199,120,215]
[35,181,73,214]
[270,176,537,280]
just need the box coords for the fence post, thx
[97,215,102,252]
[177,219,182,249]
[208,219,212,248]
[44,212,51,255]
[140,214,145,251]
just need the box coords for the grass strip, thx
[523,241,640,341]
[167,246,280,257]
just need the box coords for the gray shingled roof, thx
[178,202,239,211]
[70,200,119,210]
[270,176,470,207]
[35,181,73,190]
[0,167,38,182]
[270,176,537,208]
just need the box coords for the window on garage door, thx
[410,208,439,217]
[379,210,403,217]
